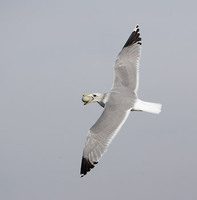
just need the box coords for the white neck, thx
[97,93,109,108]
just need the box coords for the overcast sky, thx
[1,0,197,200]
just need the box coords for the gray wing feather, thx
[112,26,142,92]
[81,106,130,176]
[112,44,141,92]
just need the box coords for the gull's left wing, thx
[112,25,142,93]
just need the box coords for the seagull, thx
[80,25,162,177]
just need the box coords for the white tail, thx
[133,99,162,114]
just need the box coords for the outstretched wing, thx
[81,106,130,177]
[112,25,142,93]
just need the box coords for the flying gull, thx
[80,25,162,177]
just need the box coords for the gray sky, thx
[1,0,197,199]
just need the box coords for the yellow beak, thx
[82,94,94,105]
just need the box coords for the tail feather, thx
[133,99,162,114]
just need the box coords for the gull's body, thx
[81,25,162,177]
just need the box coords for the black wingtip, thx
[80,157,98,177]
[123,25,142,48]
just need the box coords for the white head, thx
[82,93,105,105]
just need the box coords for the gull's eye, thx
[93,94,97,97]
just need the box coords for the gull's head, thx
[82,93,102,105]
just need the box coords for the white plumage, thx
[80,25,162,177]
